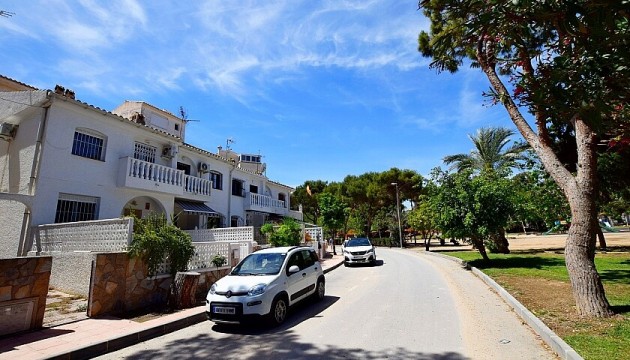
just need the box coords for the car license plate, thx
[213,306,235,315]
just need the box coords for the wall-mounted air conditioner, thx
[0,123,18,140]
[198,162,209,173]
[161,145,177,159]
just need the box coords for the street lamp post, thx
[391,182,403,249]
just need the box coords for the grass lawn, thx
[444,249,630,360]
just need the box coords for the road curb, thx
[323,258,344,274]
[423,250,584,360]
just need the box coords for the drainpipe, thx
[17,91,52,256]
[226,163,235,227]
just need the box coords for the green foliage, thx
[128,212,196,277]
[511,164,570,229]
[318,192,346,238]
[443,127,529,175]
[293,168,424,239]
[407,196,438,240]
[431,170,515,250]
[260,218,302,247]
[211,253,226,267]
[291,180,328,223]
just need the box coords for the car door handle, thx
[302,273,306,277]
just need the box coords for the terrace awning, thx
[175,200,220,217]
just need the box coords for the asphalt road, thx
[96,248,556,360]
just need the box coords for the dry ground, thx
[44,289,88,327]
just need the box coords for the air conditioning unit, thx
[161,145,177,159]
[0,123,18,140]
[198,162,209,173]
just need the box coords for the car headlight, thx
[248,283,267,296]
[366,248,374,253]
[343,249,349,254]
[209,283,217,295]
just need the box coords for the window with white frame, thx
[134,142,156,163]
[210,171,223,190]
[54,193,100,223]
[232,179,245,197]
[72,129,106,161]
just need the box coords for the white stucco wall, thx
[2,90,297,253]
[30,101,179,227]
[0,200,25,258]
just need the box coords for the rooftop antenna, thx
[226,137,235,151]
[179,106,200,123]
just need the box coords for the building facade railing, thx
[183,174,212,196]
[117,157,213,198]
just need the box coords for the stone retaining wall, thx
[88,252,230,317]
[0,256,52,336]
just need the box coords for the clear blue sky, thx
[1,1,514,188]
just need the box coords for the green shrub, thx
[211,253,226,267]
[128,212,196,277]
[260,218,302,247]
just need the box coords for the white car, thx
[206,246,325,326]
[343,237,377,266]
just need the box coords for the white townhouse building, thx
[0,75,302,257]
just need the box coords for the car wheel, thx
[314,279,325,301]
[371,257,376,266]
[344,261,348,267]
[269,296,288,326]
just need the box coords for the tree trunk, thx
[565,203,613,317]
[471,236,490,261]
[489,229,510,254]
[478,58,613,317]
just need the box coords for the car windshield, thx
[231,252,286,276]
[346,238,371,247]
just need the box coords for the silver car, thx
[206,246,325,326]
[343,237,377,266]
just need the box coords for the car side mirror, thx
[288,265,300,274]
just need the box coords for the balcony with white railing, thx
[117,157,211,198]
[183,174,212,197]
[245,192,288,216]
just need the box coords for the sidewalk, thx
[0,253,345,360]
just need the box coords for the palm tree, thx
[443,127,528,174]
[443,127,528,253]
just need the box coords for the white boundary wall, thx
[33,218,133,253]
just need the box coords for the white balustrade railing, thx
[183,174,212,196]
[126,157,183,186]
[248,193,285,209]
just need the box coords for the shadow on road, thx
[212,295,340,335]
[343,260,385,268]
[120,292,470,359]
